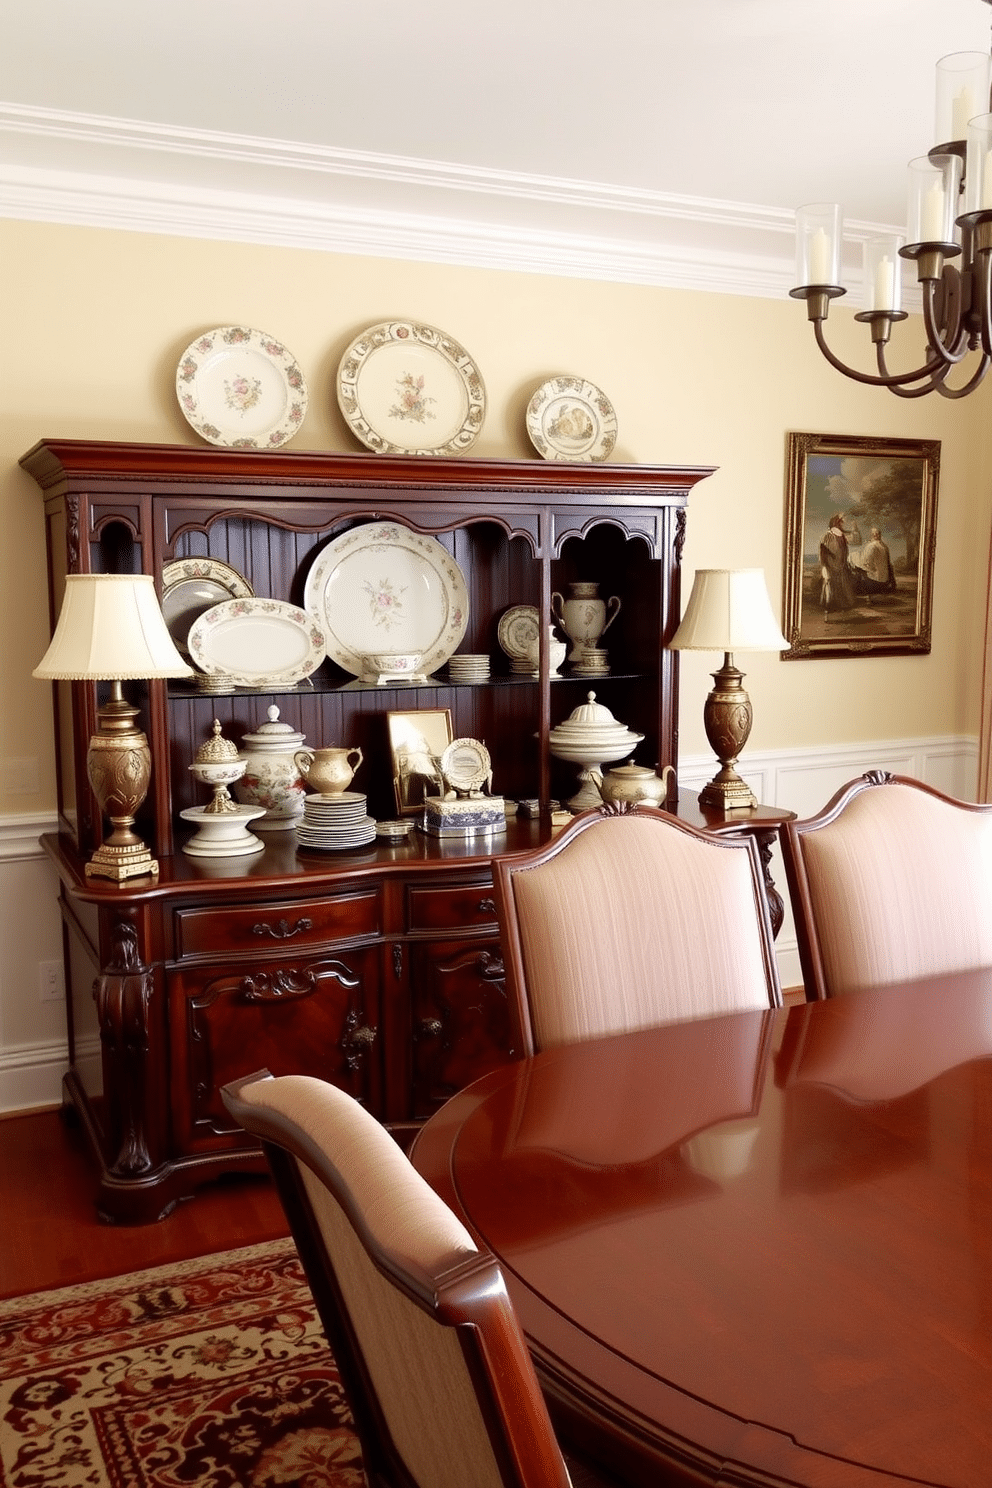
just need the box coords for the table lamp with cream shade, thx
[669,569,788,812]
[33,574,194,881]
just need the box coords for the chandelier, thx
[792,0,992,398]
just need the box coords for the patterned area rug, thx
[0,1238,365,1487]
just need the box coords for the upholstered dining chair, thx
[492,802,782,1058]
[221,1069,616,1488]
[780,770,992,1000]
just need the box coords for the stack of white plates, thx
[447,653,490,681]
[296,790,377,851]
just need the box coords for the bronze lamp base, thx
[84,684,159,882]
[698,652,758,812]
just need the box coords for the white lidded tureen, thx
[548,692,644,811]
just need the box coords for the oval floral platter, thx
[176,326,309,449]
[336,320,486,456]
[187,598,326,688]
[304,521,469,678]
[526,375,618,463]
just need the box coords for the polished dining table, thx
[410,972,992,1488]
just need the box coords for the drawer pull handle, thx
[252,917,313,941]
[477,898,497,915]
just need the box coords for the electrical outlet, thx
[38,960,65,1002]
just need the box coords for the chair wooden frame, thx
[493,803,782,1059]
[222,1069,575,1488]
[781,770,992,1001]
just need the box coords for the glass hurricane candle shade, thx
[966,114,992,214]
[907,154,962,247]
[935,51,991,144]
[795,203,842,287]
[863,235,904,313]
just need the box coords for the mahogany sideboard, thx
[25,439,717,1222]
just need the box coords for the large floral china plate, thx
[304,522,468,678]
[187,599,325,688]
[176,326,309,449]
[525,375,618,463]
[336,320,486,456]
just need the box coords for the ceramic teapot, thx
[294,745,363,797]
[593,762,676,808]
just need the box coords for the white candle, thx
[921,178,946,241]
[873,255,895,311]
[953,85,978,140]
[808,227,831,284]
[982,149,992,210]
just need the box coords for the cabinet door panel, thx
[410,937,513,1120]
[170,948,381,1152]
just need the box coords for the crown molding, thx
[0,102,910,304]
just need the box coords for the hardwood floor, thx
[0,1107,290,1299]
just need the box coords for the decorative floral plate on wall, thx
[336,320,486,455]
[526,375,618,462]
[175,326,309,449]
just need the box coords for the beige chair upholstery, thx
[493,804,782,1057]
[781,772,992,1000]
[221,1070,588,1488]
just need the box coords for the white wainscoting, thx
[0,735,979,1113]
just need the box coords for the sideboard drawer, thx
[407,883,498,933]
[176,891,381,957]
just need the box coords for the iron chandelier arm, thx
[979,246,992,357]
[919,272,970,364]
[811,315,949,389]
[933,351,991,395]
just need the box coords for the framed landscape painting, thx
[782,432,940,659]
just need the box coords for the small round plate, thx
[176,326,308,449]
[375,818,413,840]
[497,605,540,660]
[440,738,492,794]
[525,375,618,463]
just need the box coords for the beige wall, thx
[2,216,989,820]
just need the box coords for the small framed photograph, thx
[387,708,453,815]
[782,431,940,659]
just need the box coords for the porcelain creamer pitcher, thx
[551,581,621,662]
[294,745,363,797]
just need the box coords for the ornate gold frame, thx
[782,431,940,660]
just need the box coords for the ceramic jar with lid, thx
[234,705,308,829]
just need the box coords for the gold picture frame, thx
[782,431,940,659]
[387,708,453,815]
